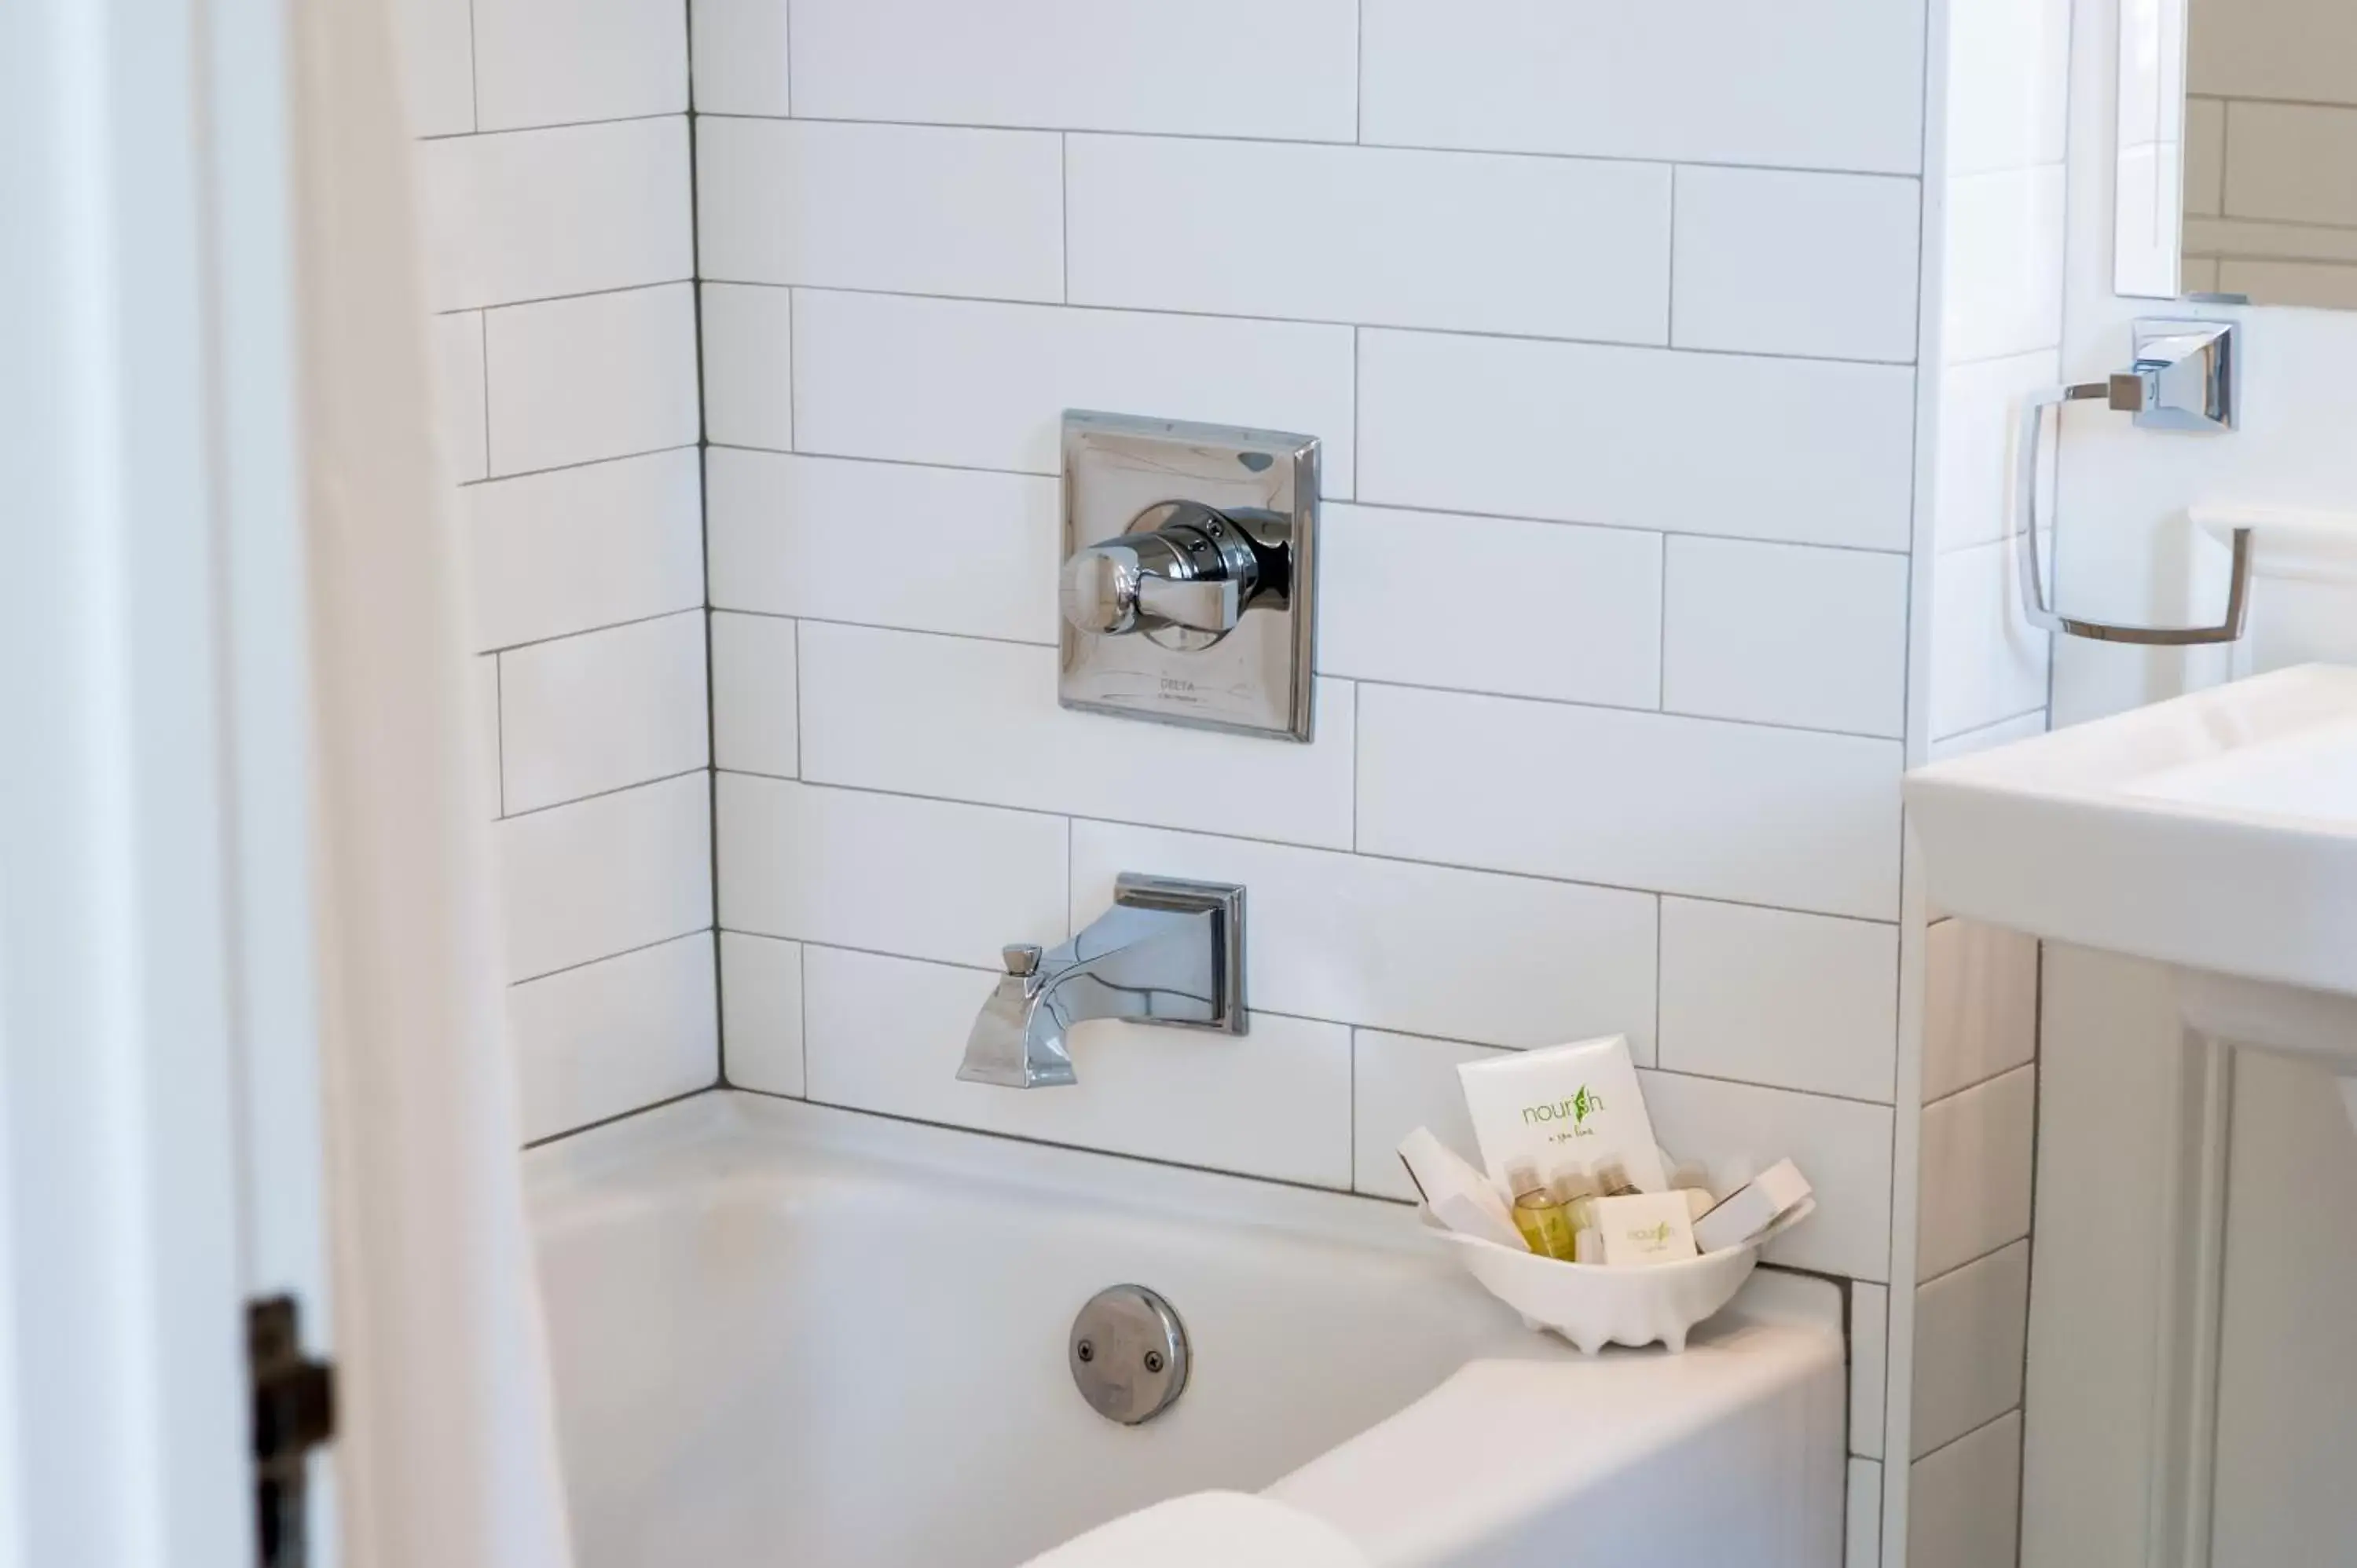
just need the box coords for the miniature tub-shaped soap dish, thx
[1431,1197,1816,1355]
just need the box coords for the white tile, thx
[1068,136,1670,343]
[1671,169,1922,363]
[799,622,1357,849]
[690,0,790,115]
[706,449,1061,644]
[472,654,502,818]
[804,945,1354,1188]
[792,291,1358,496]
[1359,331,1916,551]
[699,119,1063,302]
[710,613,797,779]
[1933,350,2060,556]
[1852,1283,1890,1460]
[494,772,713,981]
[1662,537,1908,738]
[2223,102,2357,227]
[1930,538,2050,742]
[1360,0,1925,174]
[717,776,1069,970]
[471,0,687,130]
[497,610,709,813]
[789,0,1357,142]
[430,311,487,482]
[508,932,717,1141]
[1070,822,1660,1054]
[1945,0,2069,175]
[1357,685,1903,921]
[1927,709,2047,764]
[1846,1459,1882,1568]
[1659,899,1897,1102]
[415,119,691,313]
[1638,1069,1897,1280]
[484,283,700,475]
[464,447,705,652]
[1912,1240,2030,1458]
[1918,1064,2035,1281]
[2183,97,2225,218]
[1319,505,1662,709]
[1908,1412,2022,1568]
[700,283,794,452]
[1944,167,2066,364]
[718,931,802,1096]
[1351,1031,1512,1201]
[392,0,474,137]
[1924,921,2039,1104]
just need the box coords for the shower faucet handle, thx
[1135,574,1241,633]
[1059,500,1259,640]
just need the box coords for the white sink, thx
[1906,662,2357,1102]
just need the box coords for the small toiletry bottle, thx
[1594,1159,1641,1198]
[1506,1160,1578,1261]
[1550,1164,1600,1231]
[1573,1228,1603,1266]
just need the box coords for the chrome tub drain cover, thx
[1069,1284,1189,1425]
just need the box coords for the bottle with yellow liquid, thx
[1506,1159,1578,1261]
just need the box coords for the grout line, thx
[420,108,687,144]
[443,274,693,321]
[766,280,1919,368]
[786,285,799,452]
[521,1086,719,1150]
[453,277,697,320]
[779,612,1908,742]
[1666,164,1678,344]
[479,603,706,659]
[757,947,1903,1109]
[733,1085,1376,1203]
[469,439,705,489]
[509,926,716,990]
[1913,1232,2030,1295]
[1060,133,1071,304]
[1906,1405,2023,1470]
[713,768,1907,930]
[500,765,709,823]
[1919,1057,2034,1116]
[1348,678,1361,852]
[701,440,1912,558]
[477,310,493,472]
[691,111,1931,183]
[493,653,507,817]
[464,0,479,131]
[1651,896,1665,1068]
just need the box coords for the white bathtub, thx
[527,1093,1846,1568]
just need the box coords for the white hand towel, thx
[1021,1491,1369,1568]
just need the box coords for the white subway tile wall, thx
[696,0,1930,1324]
[396,0,715,1139]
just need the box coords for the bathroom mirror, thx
[2117,0,2357,308]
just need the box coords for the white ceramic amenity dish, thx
[1435,1199,1818,1354]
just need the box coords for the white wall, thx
[2023,0,2357,1563]
[394,0,719,1142]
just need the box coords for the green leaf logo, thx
[1571,1084,1604,1126]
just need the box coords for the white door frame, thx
[0,0,329,1564]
